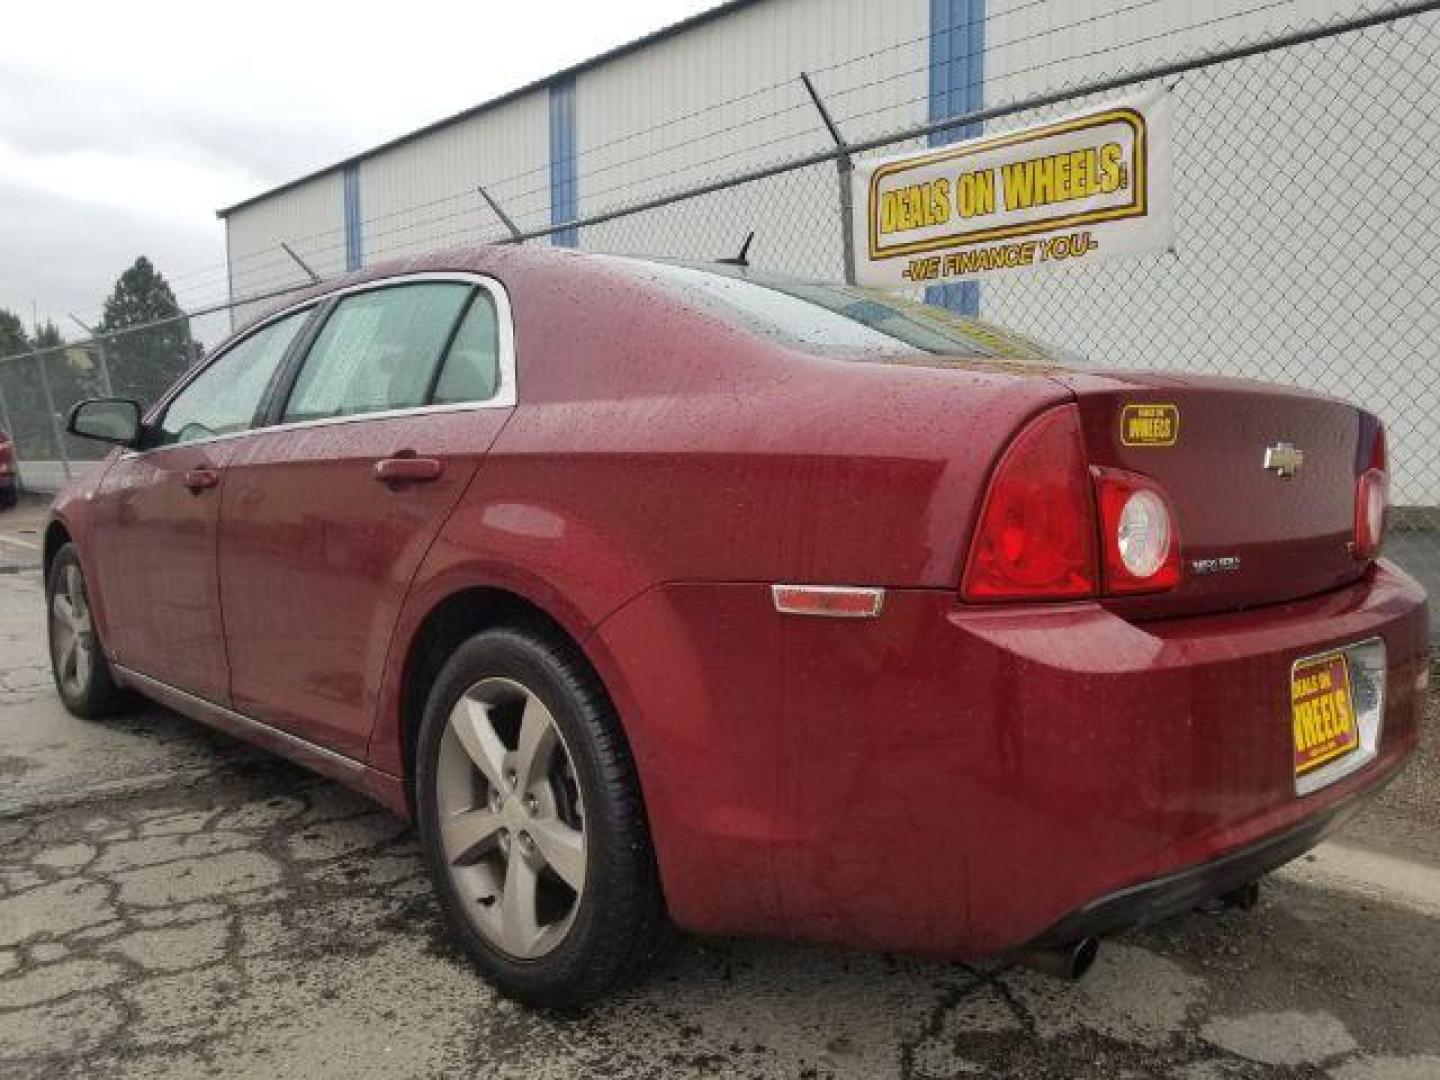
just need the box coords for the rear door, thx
[89,309,312,701]
[218,274,516,757]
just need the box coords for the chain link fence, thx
[0,318,209,490]
[565,1,1440,593]
[0,2,1435,594]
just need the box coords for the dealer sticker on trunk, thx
[1120,403,1179,446]
[1291,652,1360,776]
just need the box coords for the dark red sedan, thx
[0,427,17,507]
[50,245,1427,1006]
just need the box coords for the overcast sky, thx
[0,0,722,332]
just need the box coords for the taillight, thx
[962,405,1098,601]
[1094,469,1181,593]
[1355,423,1388,561]
[963,406,1185,602]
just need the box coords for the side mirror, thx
[67,398,143,448]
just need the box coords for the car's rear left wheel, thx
[416,625,665,1008]
[46,542,125,718]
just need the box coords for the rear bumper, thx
[599,561,1428,956]
[1028,771,1391,947]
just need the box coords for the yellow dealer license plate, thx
[1292,652,1360,776]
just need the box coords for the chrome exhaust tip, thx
[1017,937,1100,980]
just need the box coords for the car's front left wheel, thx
[46,542,125,718]
[415,625,666,1008]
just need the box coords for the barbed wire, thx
[199,0,1400,303]
[18,0,1433,358]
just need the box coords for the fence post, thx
[34,350,72,482]
[71,315,115,397]
[94,337,116,397]
[478,185,525,242]
[800,72,856,285]
[280,242,321,284]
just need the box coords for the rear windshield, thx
[612,257,1073,367]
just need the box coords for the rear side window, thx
[432,293,500,404]
[156,309,308,446]
[282,283,471,422]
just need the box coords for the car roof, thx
[230,243,1078,372]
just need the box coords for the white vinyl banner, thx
[852,89,1173,289]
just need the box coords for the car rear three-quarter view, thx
[46,244,1428,1007]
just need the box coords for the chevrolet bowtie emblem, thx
[1263,442,1304,478]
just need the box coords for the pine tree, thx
[31,320,64,350]
[0,308,27,359]
[96,257,193,405]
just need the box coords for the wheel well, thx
[398,587,581,808]
[43,522,71,580]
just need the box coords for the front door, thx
[89,308,312,702]
[218,277,514,757]
[91,441,230,701]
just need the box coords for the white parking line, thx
[0,534,39,551]
[1278,841,1440,917]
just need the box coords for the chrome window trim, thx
[122,271,517,460]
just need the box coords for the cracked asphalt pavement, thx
[3,501,1439,1078]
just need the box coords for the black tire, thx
[46,543,126,719]
[0,484,16,509]
[416,625,666,1008]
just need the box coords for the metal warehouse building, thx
[217,0,1439,513]
[219,0,1372,295]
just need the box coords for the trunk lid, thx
[1053,370,1367,616]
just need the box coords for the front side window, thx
[282,283,471,423]
[155,309,309,446]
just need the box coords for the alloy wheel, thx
[435,677,587,960]
[50,563,95,699]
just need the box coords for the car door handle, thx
[182,468,220,493]
[373,456,444,484]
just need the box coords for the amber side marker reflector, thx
[772,585,885,618]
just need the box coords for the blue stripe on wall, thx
[927,0,985,316]
[549,77,579,248]
[342,164,363,271]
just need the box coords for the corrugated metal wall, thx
[221,0,1400,295]
[358,92,551,264]
[219,0,1432,498]
[983,0,1370,100]
[572,0,929,268]
[221,0,936,295]
[975,0,1439,502]
[225,172,346,325]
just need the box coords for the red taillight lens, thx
[1365,421,1387,472]
[962,405,1098,601]
[1094,469,1181,593]
[1355,422,1387,561]
[1355,468,1388,560]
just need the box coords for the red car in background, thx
[0,428,17,507]
[48,245,1427,1006]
